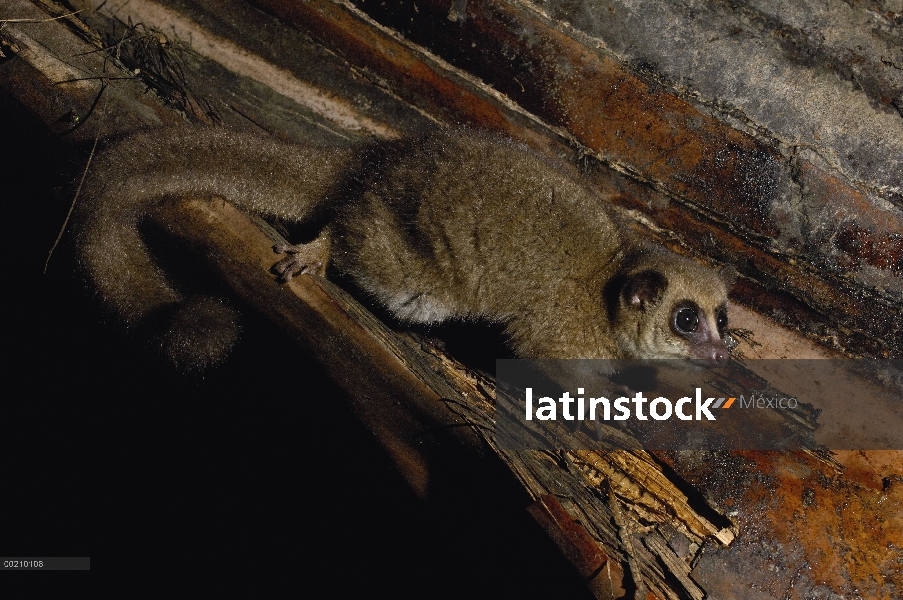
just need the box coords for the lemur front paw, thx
[272,243,326,282]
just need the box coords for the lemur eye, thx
[674,307,699,334]
[716,308,728,333]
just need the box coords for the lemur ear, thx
[622,270,668,311]
[718,264,738,287]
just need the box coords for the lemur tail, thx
[73,126,356,370]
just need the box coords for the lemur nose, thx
[712,347,729,365]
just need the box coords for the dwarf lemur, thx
[73,127,730,370]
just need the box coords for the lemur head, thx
[608,250,733,363]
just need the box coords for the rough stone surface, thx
[532,0,903,202]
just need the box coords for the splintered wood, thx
[571,449,734,546]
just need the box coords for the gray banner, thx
[495,359,903,451]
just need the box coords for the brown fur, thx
[73,126,730,369]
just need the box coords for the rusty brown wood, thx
[254,0,553,146]
[675,449,903,600]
